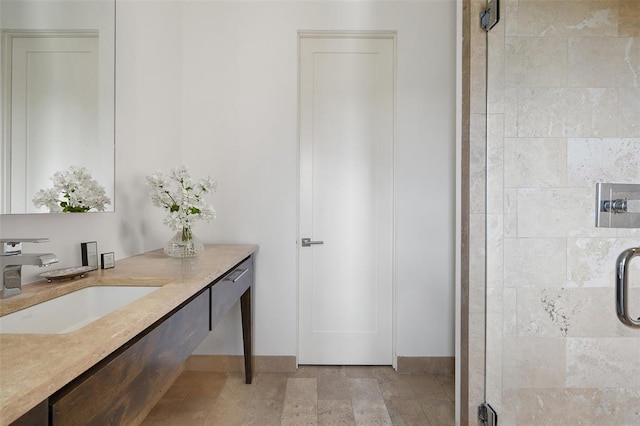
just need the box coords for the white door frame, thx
[296,30,397,368]
[0,30,99,213]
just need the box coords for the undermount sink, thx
[0,286,160,334]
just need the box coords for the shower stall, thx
[462,0,640,423]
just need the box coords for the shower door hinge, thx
[480,0,500,31]
[478,402,498,426]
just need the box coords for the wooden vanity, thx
[0,244,257,426]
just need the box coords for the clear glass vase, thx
[164,226,204,258]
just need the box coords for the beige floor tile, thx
[349,378,386,404]
[352,403,393,426]
[420,397,455,426]
[243,398,285,425]
[317,400,356,426]
[143,367,455,426]
[318,369,351,401]
[284,378,317,405]
[344,366,377,378]
[386,399,431,426]
[281,403,317,425]
[251,373,288,401]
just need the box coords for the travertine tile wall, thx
[474,0,640,424]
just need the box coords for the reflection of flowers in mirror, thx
[146,166,216,231]
[32,166,111,213]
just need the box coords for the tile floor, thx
[141,366,455,425]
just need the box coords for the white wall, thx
[0,0,456,360]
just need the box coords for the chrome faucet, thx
[0,239,58,299]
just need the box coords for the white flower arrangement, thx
[33,166,111,213]
[146,166,216,232]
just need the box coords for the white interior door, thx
[298,33,395,365]
[8,34,99,212]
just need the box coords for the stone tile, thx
[215,372,252,403]
[505,36,568,88]
[503,288,517,338]
[184,372,227,397]
[517,88,619,138]
[504,88,518,137]
[348,378,392,425]
[487,31,505,114]
[469,214,487,313]
[487,115,504,214]
[251,373,288,401]
[569,37,640,88]
[318,368,351,401]
[385,399,430,426]
[567,238,640,288]
[281,404,317,426]
[566,338,640,388]
[470,0,488,115]
[284,378,317,405]
[343,366,376,378]
[141,397,181,424]
[144,367,456,425]
[516,288,581,337]
[512,388,640,425]
[517,188,617,238]
[485,311,503,403]
[378,378,416,401]
[139,414,178,426]
[352,403,393,426]
[436,374,455,401]
[243,398,285,426]
[348,378,386,404]
[470,113,487,215]
[504,0,519,37]
[518,2,618,37]
[168,395,215,424]
[567,138,640,187]
[504,138,567,187]
[317,399,355,426]
[569,288,640,337]
[619,89,640,137]
[620,1,640,37]
[400,374,450,401]
[504,238,566,288]
[517,287,640,338]
[503,188,517,237]
[206,399,247,426]
[502,337,566,389]
[420,396,455,426]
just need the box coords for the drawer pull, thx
[225,268,249,283]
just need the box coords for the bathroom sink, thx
[0,286,160,334]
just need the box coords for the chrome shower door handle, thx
[616,247,640,329]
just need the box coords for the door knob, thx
[301,238,324,247]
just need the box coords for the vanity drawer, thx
[211,256,253,329]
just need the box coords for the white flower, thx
[146,166,216,231]
[32,166,111,212]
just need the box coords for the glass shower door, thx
[482,0,640,423]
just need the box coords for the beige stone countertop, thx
[0,244,257,425]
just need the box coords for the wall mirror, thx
[0,0,115,214]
